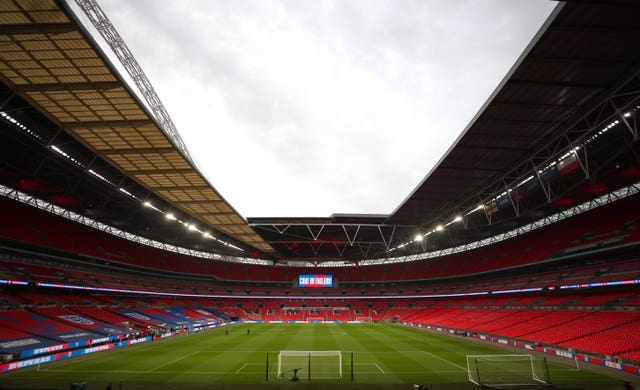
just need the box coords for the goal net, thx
[355,316,372,323]
[466,354,550,388]
[307,317,324,323]
[277,350,342,379]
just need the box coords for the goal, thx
[466,354,551,388]
[307,317,325,323]
[277,350,342,379]
[355,316,372,323]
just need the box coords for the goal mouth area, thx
[466,354,551,389]
[472,383,552,389]
[278,367,303,380]
[277,350,343,380]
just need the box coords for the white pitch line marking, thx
[149,351,200,372]
[45,368,464,375]
[44,369,259,375]
[423,351,467,371]
[235,363,248,374]
[375,363,385,373]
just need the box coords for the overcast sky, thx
[89,0,557,218]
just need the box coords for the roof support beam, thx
[18,81,121,92]
[100,147,176,155]
[128,168,193,175]
[527,55,624,66]
[440,166,503,173]
[62,119,154,128]
[550,24,640,34]
[174,200,228,206]
[150,185,210,190]
[492,99,581,109]
[0,23,76,35]
[456,144,532,152]
[479,117,557,126]
[508,79,607,89]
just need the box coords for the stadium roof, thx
[388,0,640,227]
[1,0,639,263]
[249,0,640,261]
[0,0,272,254]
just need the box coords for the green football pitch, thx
[2,323,637,390]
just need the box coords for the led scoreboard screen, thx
[298,274,333,288]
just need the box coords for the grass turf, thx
[2,323,637,390]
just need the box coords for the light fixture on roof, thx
[165,213,176,221]
[188,224,198,231]
[453,215,463,223]
[414,234,423,242]
[143,201,153,208]
[435,225,444,232]
[624,112,631,117]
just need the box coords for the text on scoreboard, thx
[298,274,333,288]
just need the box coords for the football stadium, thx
[0,0,639,389]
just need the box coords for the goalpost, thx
[277,350,342,380]
[466,354,551,388]
[354,316,373,323]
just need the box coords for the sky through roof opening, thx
[94,0,557,218]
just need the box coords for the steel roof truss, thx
[342,225,361,246]
[377,225,395,251]
[306,224,325,241]
[425,74,640,234]
[272,224,291,235]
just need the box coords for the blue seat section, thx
[0,310,101,343]
[114,309,179,328]
[36,307,127,337]
[0,325,60,355]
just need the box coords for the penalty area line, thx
[423,351,467,371]
[235,363,248,374]
[149,351,200,372]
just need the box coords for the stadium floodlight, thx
[624,112,631,117]
[435,225,444,232]
[188,224,198,231]
[143,201,163,213]
[414,234,423,242]
[445,215,464,227]
[466,204,484,216]
[165,213,176,220]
